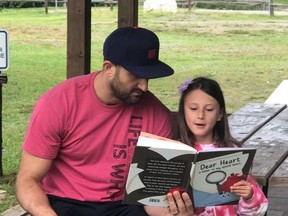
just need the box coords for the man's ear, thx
[102,60,113,71]
[102,60,115,79]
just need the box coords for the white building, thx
[143,0,177,13]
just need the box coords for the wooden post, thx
[188,0,192,10]
[269,0,274,16]
[109,0,113,11]
[55,0,58,12]
[118,0,138,28]
[44,0,48,14]
[67,0,91,78]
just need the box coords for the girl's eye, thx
[206,108,214,112]
[190,107,197,111]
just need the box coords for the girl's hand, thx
[230,180,253,200]
[166,191,194,216]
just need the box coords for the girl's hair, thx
[174,77,240,148]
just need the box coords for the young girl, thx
[145,77,268,216]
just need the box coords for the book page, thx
[123,132,197,207]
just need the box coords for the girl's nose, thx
[197,110,205,119]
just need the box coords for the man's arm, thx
[15,151,57,216]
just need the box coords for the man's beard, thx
[110,77,143,104]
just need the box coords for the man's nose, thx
[138,79,148,92]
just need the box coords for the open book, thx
[123,132,256,208]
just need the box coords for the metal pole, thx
[0,79,2,177]
[0,72,8,177]
[0,29,9,177]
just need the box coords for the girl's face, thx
[184,89,223,144]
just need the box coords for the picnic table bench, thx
[1,205,30,216]
[269,157,288,186]
[2,102,288,216]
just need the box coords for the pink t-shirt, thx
[192,144,268,216]
[22,72,172,202]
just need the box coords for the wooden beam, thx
[67,0,91,78]
[118,0,138,28]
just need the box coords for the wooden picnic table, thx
[228,103,288,197]
[228,103,286,144]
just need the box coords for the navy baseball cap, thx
[103,27,174,79]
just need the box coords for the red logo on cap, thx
[148,49,156,59]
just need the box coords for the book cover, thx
[191,148,256,207]
[123,132,256,208]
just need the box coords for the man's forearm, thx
[16,178,57,216]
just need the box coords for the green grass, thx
[1,6,288,212]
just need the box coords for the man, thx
[16,27,174,216]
